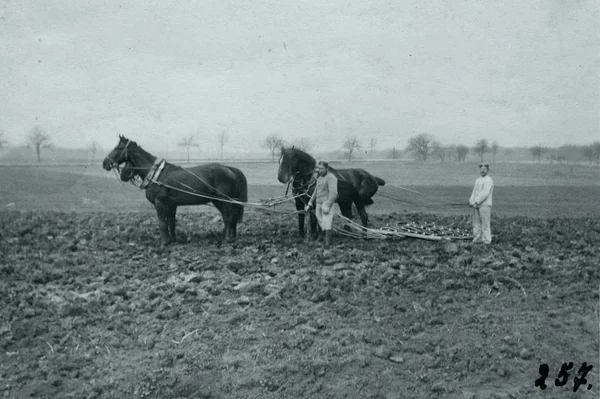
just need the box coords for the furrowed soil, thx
[1,209,599,399]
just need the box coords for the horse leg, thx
[355,201,369,229]
[297,212,305,238]
[295,199,305,238]
[309,211,319,240]
[338,201,353,231]
[214,201,235,243]
[168,206,177,243]
[154,200,172,245]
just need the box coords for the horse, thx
[277,147,385,238]
[102,135,247,245]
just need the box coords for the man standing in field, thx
[469,164,494,244]
[305,161,338,246]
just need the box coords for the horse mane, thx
[119,134,138,148]
[326,165,346,182]
[282,146,316,168]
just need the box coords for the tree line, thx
[1,126,598,165]
[406,133,600,164]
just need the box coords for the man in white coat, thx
[305,161,338,246]
[469,164,494,244]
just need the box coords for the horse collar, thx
[140,158,166,189]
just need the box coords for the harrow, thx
[333,213,472,241]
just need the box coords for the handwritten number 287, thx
[535,362,593,392]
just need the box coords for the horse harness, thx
[139,158,167,189]
[290,170,316,206]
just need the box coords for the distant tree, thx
[431,140,447,162]
[592,141,600,163]
[582,145,594,165]
[490,140,499,163]
[547,149,557,164]
[389,145,400,159]
[27,125,53,162]
[178,135,200,163]
[455,145,469,162]
[369,137,377,158]
[446,144,457,161]
[217,130,228,160]
[529,145,546,163]
[343,136,361,161]
[407,133,434,161]
[262,134,284,162]
[472,139,490,162]
[293,137,312,152]
[89,140,100,164]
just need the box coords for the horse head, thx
[102,135,133,171]
[277,147,316,184]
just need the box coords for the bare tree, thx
[217,130,228,160]
[343,136,361,161]
[407,133,434,161]
[530,145,546,163]
[490,140,499,163]
[431,140,447,162]
[178,136,200,163]
[454,145,469,162]
[262,134,284,162]
[293,137,312,152]
[369,137,377,158]
[582,145,594,165]
[389,145,400,159]
[89,140,100,164]
[472,139,490,162]
[27,125,53,162]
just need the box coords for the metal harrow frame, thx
[333,212,472,241]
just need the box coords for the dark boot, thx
[324,230,331,246]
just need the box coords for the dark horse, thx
[277,147,385,238]
[102,135,247,244]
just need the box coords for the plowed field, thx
[1,163,599,398]
[1,208,598,398]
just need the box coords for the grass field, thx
[1,161,598,218]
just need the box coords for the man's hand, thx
[304,203,312,212]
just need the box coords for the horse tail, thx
[229,166,247,223]
[357,173,384,206]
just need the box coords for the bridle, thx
[106,140,131,174]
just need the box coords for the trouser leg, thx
[315,203,324,229]
[320,208,333,230]
[472,207,482,242]
[479,206,492,244]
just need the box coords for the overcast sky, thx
[1,0,598,156]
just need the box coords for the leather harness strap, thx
[140,158,166,189]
